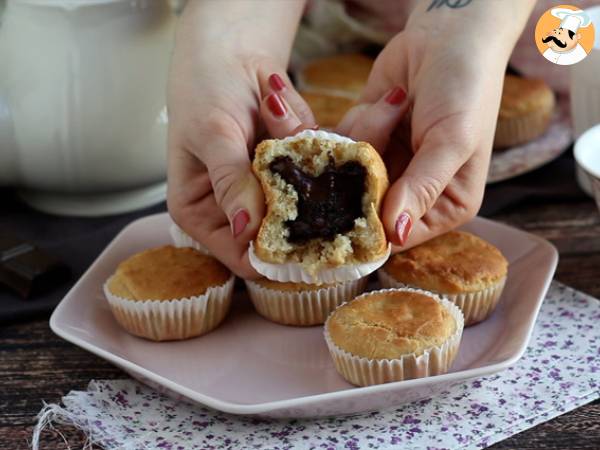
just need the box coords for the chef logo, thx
[535,5,595,66]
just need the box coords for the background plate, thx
[487,97,572,184]
[50,214,557,418]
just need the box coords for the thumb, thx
[201,134,265,242]
[383,135,470,246]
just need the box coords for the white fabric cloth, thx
[32,281,600,450]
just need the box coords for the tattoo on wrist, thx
[427,0,473,12]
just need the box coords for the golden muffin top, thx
[252,277,339,292]
[498,74,555,119]
[301,54,373,95]
[383,231,508,294]
[107,245,230,301]
[326,290,456,359]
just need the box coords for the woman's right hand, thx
[166,0,311,278]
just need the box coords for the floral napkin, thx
[33,282,600,450]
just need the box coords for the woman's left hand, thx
[337,0,534,250]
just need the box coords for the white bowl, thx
[574,124,600,213]
[571,5,600,196]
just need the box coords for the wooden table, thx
[1,198,599,450]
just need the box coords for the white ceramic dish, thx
[50,213,558,418]
[574,123,600,214]
[571,5,600,196]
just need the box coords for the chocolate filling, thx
[269,156,366,243]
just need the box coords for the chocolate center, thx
[269,156,366,243]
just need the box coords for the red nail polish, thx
[395,212,412,246]
[232,209,250,238]
[266,93,286,117]
[268,73,286,91]
[385,87,406,106]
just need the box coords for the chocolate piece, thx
[270,156,366,243]
[0,235,70,299]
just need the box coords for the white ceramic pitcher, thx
[0,0,175,216]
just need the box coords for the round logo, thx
[535,4,595,66]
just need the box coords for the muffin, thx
[300,91,355,129]
[324,288,464,386]
[104,245,234,341]
[379,231,508,326]
[296,53,374,99]
[250,129,390,283]
[245,277,368,326]
[494,74,555,149]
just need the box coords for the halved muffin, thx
[250,129,389,283]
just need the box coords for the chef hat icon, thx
[551,7,592,33]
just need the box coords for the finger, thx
[336,103,368,136]
[382,133,472,246]
[195,118,265,246]
[260,91,311,139]
[337,86,409,153]
[397,149,488,248]
[262,72,316,126]
[167,151,260,279]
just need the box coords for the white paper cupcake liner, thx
[378,269,507,327]
[324,287,464,387]
[169,223,210,255]
[103,274,234,341]
[278,128,356,145]
[245,277,368,326]
[493,108,553,149]
[249,242,391,284]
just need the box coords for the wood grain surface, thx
[1,199,599,450]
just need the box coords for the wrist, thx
[405,0,534,60]
[178,0,305,67]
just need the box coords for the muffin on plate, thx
[378,231,508,326]
[493,74,555,149]
[300,91,355,129]
[296,53,373,99]
[245,277,368,326]
[324,288,464,386]
[250,129,390,284]
[104,245,234,341]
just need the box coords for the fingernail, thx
[385,87,406,106]
[266,93,286,117]
[395,212,412,246]
[310,125,320,130]
[232,209,250,238]
[268,73,286,92]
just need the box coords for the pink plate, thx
[50,213,558,418]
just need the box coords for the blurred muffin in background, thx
[296,53,373,99]
[494,74,555,150]
[296,53,373,129]
[300,91,355,129]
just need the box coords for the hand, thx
[166,0,312,278]
[338,1,533,250]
